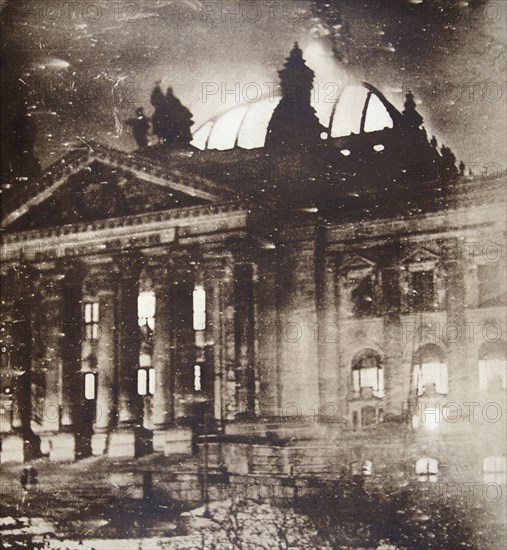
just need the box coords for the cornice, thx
[1,142,239,228]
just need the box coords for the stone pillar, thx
[32,267,70,459]
[0,265,38,463]
[442,238,466,402]
[109,259,148,458]
[58,265,83,430]
[49,265,84,461]
[317,255,339,407]
[117,263,143,427]
[380,246,403,419]
[151,264,180,452]
[221,257,238,421]
[234,263,256,419]
[84,263,119,456]
[206,269,224,427]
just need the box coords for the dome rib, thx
[191,83,402,150]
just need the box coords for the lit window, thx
[479,342,506,390]
[137,368,155,396]
[352,351,384,398]
[413,345,448,396]
[84,302,99,341]
[194,364,202,392]
[410,270,435,311]
[193,286,206,331]
[84,372,97,400]
[138,291,156,330]
[351,460,373,477]
[483,456,507,484]
[416,458,438,482]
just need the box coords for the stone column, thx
[234,262,256,419]
[0,265,37,463]
[32,267,67,458]
[220,257,238,422]
[442,238,466,402]
[380,245,403,419]
[206,271,223,427]
[109,258,147,457]
[59,265,83,431]
[84,263,119,456]
[151,264,178,452]
[317,255,340,408]
[47,265,83,461]
[117,263,143,427]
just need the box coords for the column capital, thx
[83,262,120,296]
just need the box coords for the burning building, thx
[1,45,505,503]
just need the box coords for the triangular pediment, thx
[339,255,376,273]
[2,144,237,232]
[402,248,440,265]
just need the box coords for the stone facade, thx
[0,47,505,505]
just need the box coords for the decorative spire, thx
[265,43,325,149]
[402,91,424,128]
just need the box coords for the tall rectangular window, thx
[193,286,206,331]
[410,270,434,311]
[84,302,99,341]
[84,372,97,400]
[194,364,202,392]
[137,368,156,396]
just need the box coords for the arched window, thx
[413,344,448,396]
[416,457,439,482]
[352,350,384,398]
[479,341,506,390]
[483,456,506,484]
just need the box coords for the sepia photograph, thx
[0,0,506,548]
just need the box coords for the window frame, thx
[483,456,507,485]
[409,269,435,312]
[83,371,98,401]
[83,302,99,341]
[192,286,207,331]
[137,367,156,396]
[352,351,384,398]
[416,457,439,482]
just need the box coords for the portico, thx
[0,159,262,461]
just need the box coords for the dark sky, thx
[1,0,505,172]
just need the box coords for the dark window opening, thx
[410,270,434,311]
[352,274,376,317]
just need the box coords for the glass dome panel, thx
[365,93,394,132]
[236,97,280,149]
[330,85,369,137]
[192,83,399,150]
[208,105,249,150]
[192,120,214,150]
